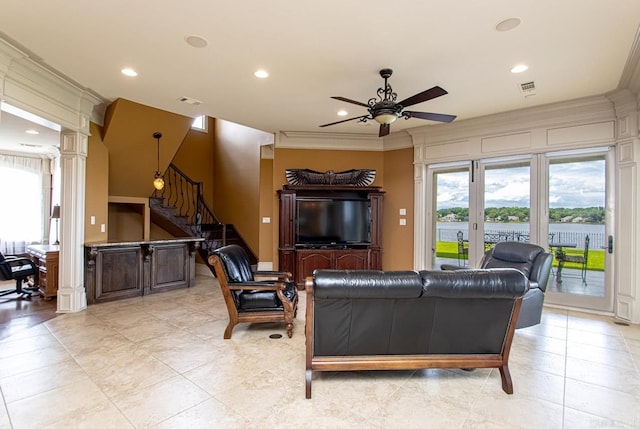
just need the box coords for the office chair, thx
[0,251,39,298]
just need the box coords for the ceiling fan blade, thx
[319,115,368,127]
[398,86,448,108]
[331,96,369,108]
[404,111,457,123]
[378,123,390,137]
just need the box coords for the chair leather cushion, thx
[238,281,297,311]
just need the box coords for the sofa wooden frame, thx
[304,277,523,399]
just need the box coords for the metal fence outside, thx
[437,228,603,250]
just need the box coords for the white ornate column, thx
[609,89,640,324]
[57,131,88,312]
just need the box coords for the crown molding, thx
[408,95,616,145]
[277,131,383,151]
[618,24,640,94]
[0,34,106,134]
[382,130,413,151]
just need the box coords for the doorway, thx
[544,149,613,312]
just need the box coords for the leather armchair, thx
[209,244,298,339]
[442,241,552,329]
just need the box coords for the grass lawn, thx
[436,241,604,271]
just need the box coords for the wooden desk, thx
[27,244,59,300]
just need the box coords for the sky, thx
[437,159,605,209]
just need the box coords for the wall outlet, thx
[262,217,271,224]
[100,224,106,233]
[90,215,96,225]
[399,208,406,216]
[399,218,407,226]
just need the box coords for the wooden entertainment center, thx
[278,185,384,287]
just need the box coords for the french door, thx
[543,148,614,312]
[428,148,614,313]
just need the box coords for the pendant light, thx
[152,131,164,190]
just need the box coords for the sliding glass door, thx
[430,163,472,268]
[544,149,614,311]
[427,148,614,313]
[481,159,532,250]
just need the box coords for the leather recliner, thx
[443,241,552,329]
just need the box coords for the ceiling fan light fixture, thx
[374,112,398,125]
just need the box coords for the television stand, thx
[278,185,384,288]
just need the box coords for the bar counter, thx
[84,237,205,304]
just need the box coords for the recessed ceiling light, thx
[185,35,208,48]
[510,64,529,73]
[25,129,39,135]
[496,18,521,32]
[254,69,269,79]
[337,110,348,116]
[121,68,138,77]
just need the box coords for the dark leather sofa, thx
[305,268,527,398]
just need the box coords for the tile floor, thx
[1,275,639,428]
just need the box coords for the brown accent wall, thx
[172,117,216,207]
[382,147,415,270]
[103,98,193,198]
[259,157,274,263]
[213,119,270,254]
[85,122,109,242]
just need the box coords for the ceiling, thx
[1,0,639,151]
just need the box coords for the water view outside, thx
[436,158,606,251]
[436,221,603,250]
[435,156,607,299]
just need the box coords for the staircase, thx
[149,163,258,269]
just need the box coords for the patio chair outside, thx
[556,235,589,283]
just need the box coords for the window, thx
[0,166,42,253]
[191,115,208,132]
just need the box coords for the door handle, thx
[603,235,613,254]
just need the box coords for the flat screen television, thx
[296,198,370,246]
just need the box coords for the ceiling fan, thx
[320,68,456,137]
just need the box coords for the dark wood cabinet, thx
[295,248,370,285]
[278,185,383,287]
[84,238,202,304]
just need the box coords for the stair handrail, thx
[154,163,220,228]
[150,163,256,264]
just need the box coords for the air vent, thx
[179,96,203,105]
[519,81,536,92]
